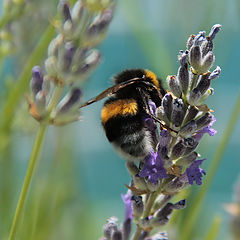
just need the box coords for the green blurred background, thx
[0,0,240,239]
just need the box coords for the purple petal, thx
[121,190,133,220]
[185,159,206,185]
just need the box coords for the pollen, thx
[101,99,138,123]
[145,69,159,88]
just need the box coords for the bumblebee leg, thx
[136,87,178,134]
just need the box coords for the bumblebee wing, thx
[79,77,141,108]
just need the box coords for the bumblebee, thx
[80,69,166,161]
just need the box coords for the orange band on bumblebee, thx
[144,69,159,88]
[101,99,138,123]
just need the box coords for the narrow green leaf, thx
[180,92,240,240]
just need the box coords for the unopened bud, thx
[189,45,202,73]
[87,9,113,37]
[131,195,144,218]
[177,54,189,94]
[122,218,131,240]
[60,2,72,23]
[149,232,168,240]
[58,88,82,113]
[208,24,222,40]
[201,51,215,73]
[171,98,185,128]
[61,42,76,71]
[133,175,147,191]
[163,177,186,194]
[194,31,206,45]
[188,88,201,105]
[172,199,187,209]
[209,66,221,80]
[166,75,181,97]
[45,56,58,77]
[183,106,199,124]
[170,139,186,160]
[179,120,197,137]
[103,217,118,239]
[187,34,195,49]
[112,230,123,240]
[76,50,101,75]
[162,93,173,121]
[71,0,84,23]
[147,179,160,192]
[31,66,43,96]
[196,74,211,95]
[195,112,213,130]
[35,91,47,116]
[176,152,198,166]
[126,162,139,176]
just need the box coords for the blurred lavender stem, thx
[8,123,48,240]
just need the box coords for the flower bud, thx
[48,34,63,57]
[103,217,118,239]
[171,98,185,128]
[201,39,213,57]
[45,56,58,77]
[177,52,189,94]
[163,177,187,194]
[126,162,139,176]
[183,105,199,124]
[153,195,172,212]
[156,106,169,125]
[194,31,206,45]
[149,232,168,240]
[138,231,149,240]
[60,1,72,23]
[146,179,160,192]
[87,9,113,37]
[189,45,202,73]
[179,120,197,137]
[176,152,198,166]
[208,24,222,40]
[188,88,201,106]
[196,73,211,94]
[162,93,173,121]
[112,230,123,240]
[122,218,131,240]
[31,66,43,96]
[133,174,147,191]
[61,42,76,72]
[170,139,186,160]
[52,88,82,125]
[172,199,187,209]
[35,91,47,117]
[131,195,144,218]
[75,50,101,75]
[201,51,215,73]
[186,34,195,49]
[195,112,213,130]
[166,75,181,97]
[209,66,221,80]
[71,0,84,24]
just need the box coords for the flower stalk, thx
[101,24,222,240]
[8,0,115,238]
[9,123,48,240]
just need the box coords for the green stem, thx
[179,92,240,240]
[132,226,142,240]
[8,124,48,240]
